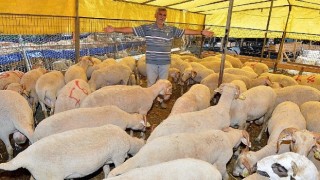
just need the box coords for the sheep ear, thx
[242,130,251,148]
[277,128,297,153]
[140,120,150,127]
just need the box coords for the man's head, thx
[155,7,167,25]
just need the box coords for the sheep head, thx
[214,83,240,99]
[156,79,172,101]
[277,128,320,157]
[233,147,257,177]
[180,68,194,83]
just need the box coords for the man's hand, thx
[103,26,114,33]
[201,29,214,37]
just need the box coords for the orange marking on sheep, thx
[11,71,24,79]
[0,73,10,79]
[307,75,316,83]
[75,80,89,95]
[295,75,302,82]
[68,87,81,106]
[68,80,89,106]
[249,62,257,68]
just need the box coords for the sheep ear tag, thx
[238,94,246,100]
[140,120,151,127]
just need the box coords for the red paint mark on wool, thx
[307,75,316,83]
[68,80,89,106]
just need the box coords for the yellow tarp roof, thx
[0,0,319,40]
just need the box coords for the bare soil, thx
[0,80,268,180]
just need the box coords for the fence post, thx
[74,0,80,63]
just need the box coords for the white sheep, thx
[243,173,269,180]
[85,57,103,79]
[0,70,24,90]
[256,152,319,180]
[259,72,298,87]
[33,105,147,142]
[147,83,240,142]
[170,84,211,116]
[170,56,193,93]
[119,56,138,84]
[214,54,243,68]
[54,79,91,114]
[105,158,222,180]
[88,63,134,91]
[230,80,247,93]
[199,60,233,73]
[52,59,73,71]
[275,85,320,107]
[81,79,172,122]
[244,62,269,75]
[224,68,258,79]
[35,70,65,118]
[0,124,145,179]
[109,128,250,180]
[200,73,252,98]
[0,90,34,160]
[189,62,215,83]
[229,85,276,142]
[4,82,25,95]
[20,67,47,112]
[64,56,94,83]
[232,101,306,178]
[300,101,320,132]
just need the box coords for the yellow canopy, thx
[0,0,319,41]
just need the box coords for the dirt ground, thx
[0,80,268,180]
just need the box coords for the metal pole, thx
[74,0,80,63]
[274,3,292,72]
[218,0,234,86]
[199,36,205,58]
[19,35,32,71]
[198,22,206,58]
[260,0,274,59]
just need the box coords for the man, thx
[104,7,213,87]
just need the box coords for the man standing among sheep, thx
[103,7,214,88]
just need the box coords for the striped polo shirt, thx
[133,23,184,65]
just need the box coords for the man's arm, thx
[185,29,214,37]
[103,26,133,34]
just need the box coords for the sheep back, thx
[54,79,91,114]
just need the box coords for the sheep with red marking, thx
[54,79,91,114]
[0,70,24,90]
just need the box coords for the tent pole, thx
[274,3,292,73]
[260,0,274,60]
[218,0,234,87]
[74,0,80,63]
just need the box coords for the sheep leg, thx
[39,102,48,118]
[113,156,126,167]
[3,137,13,160]
[215,162,228,180]
[103,165,110,178]
[130,130,133,136]
[255,121,267,142]
[49,102,55,116]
